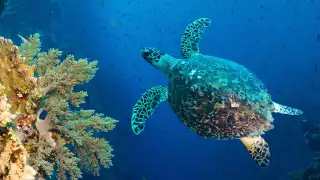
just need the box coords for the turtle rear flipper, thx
[272,102,303,115]
[181,18,211,58]
[131,86,168,135]
[240,136,271,167]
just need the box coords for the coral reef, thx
[0,34,117,179]
[290,154,320,180]
[289,119,320,180]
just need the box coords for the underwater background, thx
[1,0,320,179]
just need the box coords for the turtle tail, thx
[272,102,303,115]
[131,86,168,135]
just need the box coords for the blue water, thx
[1,0,320,179]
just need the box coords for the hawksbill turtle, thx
[131,18,303,167]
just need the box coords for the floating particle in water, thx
[311,79,315,86]
[276,90,282,95]
[100,0,105,7]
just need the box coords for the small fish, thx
[17,34,30,44]
[317,33,320,41]
[48,128,62,135]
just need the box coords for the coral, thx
[289,120,320,180]
[289,163,320,180]
[289,150,320,180]
[55,142,82,180]
[58,110,116,176]
[18,33,41,66]
[0,37,36,114]
[0,34,118,179]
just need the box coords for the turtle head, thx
[141,47,178,75]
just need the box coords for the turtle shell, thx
[167,54,274,140]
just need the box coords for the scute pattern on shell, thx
[168,55,274,139]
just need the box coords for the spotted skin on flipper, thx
[241,136,271,167]
[181,18,211,58]
[131,86,168,135]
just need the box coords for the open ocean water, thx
[1,0,320,180]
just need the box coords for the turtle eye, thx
[141,49,152,62]
[143,51,151,57]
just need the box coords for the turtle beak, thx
[140,47,166,65]
[140,48,152,62]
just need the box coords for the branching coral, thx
[0,34,118,179]
[0,37,36,114]
[18,33,41,66]
[59,110,116,176]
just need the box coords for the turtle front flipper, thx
[131,86,168,135]
[240,136,271,167]
[181,18,211,58]
[272,102,303,115]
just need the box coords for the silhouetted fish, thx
[48,128,61,135]
[17,34,30,44]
